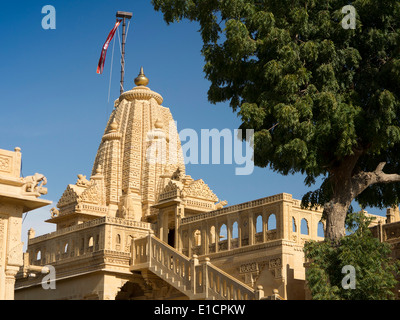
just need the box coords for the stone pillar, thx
[227,219,231,251]
[238,217,242,248]
[201,227,207,256]
[255,285,264,300]
[191,255,199,295]
[281,195,293,240]
[249,213,254,245]
[4,266,19,300]
[174,206,181,249]
[158,210,164,242]
[215,223,219,253]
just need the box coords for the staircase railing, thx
[131,231,264,300]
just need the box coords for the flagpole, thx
[116,11,133,95]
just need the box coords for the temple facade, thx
[13,69,388,300]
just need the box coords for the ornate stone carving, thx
[76,174,91,187]
[120,86,163,105]
[0,216,5,264]
[50,207,59,218]
[79,183,102,205]
[215,200,228,209]
[57,185,80,208]
[182,179,218,202]
[171,168,185,182]
[0,156,11,173]
[269,258,281,269]
[22,173,48,195]
[120,194,136,220]
[239,262,258,274]
[7,242,23,266]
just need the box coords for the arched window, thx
[267,214,277,230]
[317,221,325,238]
[301,219,309,235]
[116,234,121,244]
[232,221,238,239]
[36,250,41,261]
[256,215,263,233]
[219,224,227,241]
[88,236,94,247]
[292,217,297,232]
[63,242,69,253]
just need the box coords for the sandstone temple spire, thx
[47,67,209,229]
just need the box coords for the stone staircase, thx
[130,231,265,300]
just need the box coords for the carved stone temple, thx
[13,69,389,300]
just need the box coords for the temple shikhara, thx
[2,68,395,300]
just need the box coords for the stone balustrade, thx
[131,233,264,300]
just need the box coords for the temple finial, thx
[134,66,149,87]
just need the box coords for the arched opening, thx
[256,215,263,233]
[267,214,277,230]
[219,224,227,241]
[63,242,68,253]
[231,221,239,248]
[219,224,228,250]
[301,219,309,235]
[317,221,325,238]
[292,217,297,232]
[116,234,121,250]
[88,236,94,247]
[36,250,41,261]
[232,221,238,239]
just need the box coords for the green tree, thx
[304,212,400,300]
[152,0,400,241]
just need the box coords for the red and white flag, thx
[96,19,122,74]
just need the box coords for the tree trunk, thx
[323,153,360,242]
[324,199,351,242]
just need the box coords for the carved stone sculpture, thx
[50,207,59,218]
[76,174,91,187]
[23,173,47,195]
[216,200,228,209]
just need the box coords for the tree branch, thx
[343,162,395,201]
[350,162,400,200]
[373,162,400,184]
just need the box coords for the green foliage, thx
[152,0,400,210]
[304,212,400,300]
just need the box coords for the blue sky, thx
[0,1,385,246]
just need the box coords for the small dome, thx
[109,119,118,132]
[134,67,149,87]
